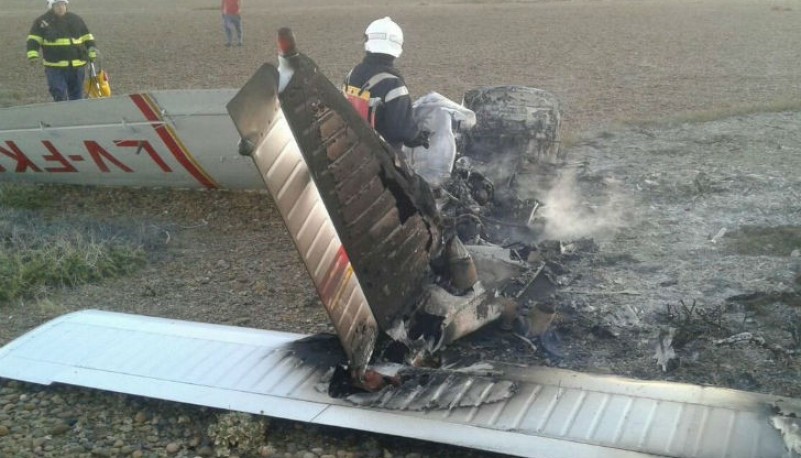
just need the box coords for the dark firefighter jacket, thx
[27,11,95,68]
[344,52,421,149]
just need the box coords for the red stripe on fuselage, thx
[319,246,352,306]
[129,93,217,189]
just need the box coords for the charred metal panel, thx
[275,52,443,330]
[226,64,378,371]
[1,310,798,458]
[420,284,504,347]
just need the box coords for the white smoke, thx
[536,169,630,241]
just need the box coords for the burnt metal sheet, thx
[226,64,378,371]
[274,53,443,330]
[1,310,798,458]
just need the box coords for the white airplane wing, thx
[1,310,798,458]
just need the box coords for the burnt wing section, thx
[278,53,443,330]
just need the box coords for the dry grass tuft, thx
[0,185,147,303]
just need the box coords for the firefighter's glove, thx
[28,56,38,66]
[87,47,98,62]
[406,130,431,149]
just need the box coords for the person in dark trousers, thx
[343,17,429,151]
[27,0,98,102]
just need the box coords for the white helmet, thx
[364,17,403,58]
[47,0,68,8]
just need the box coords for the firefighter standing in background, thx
[343,17,430,151]
[27,0,98,102]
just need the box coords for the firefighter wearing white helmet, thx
[364,16,404,58]
[46,0,68,8]
[27,0,99,101]
[343,17,430,151]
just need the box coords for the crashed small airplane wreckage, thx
[2,28,800,458]
[226,28,557,395]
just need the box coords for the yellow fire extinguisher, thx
[85,61,111,99]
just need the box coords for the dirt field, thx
[3,0,801,135]
[2,0,801,457]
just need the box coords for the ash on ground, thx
[443,111,801,398]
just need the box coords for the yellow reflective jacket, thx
[26,11,95,68]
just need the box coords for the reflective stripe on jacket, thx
[26,11,95,68]
[343,72,398,127]
[343,53,420,149]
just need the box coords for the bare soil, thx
[2,0,801,456]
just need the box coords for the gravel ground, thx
[2,0,801,457]
[0,380,499,458]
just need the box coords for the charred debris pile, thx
[229,31,581,404]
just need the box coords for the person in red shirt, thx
[221,0,242,47]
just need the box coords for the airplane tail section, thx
[226,32,507,376]
[227,62,380,373]
[272,50,444,331]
